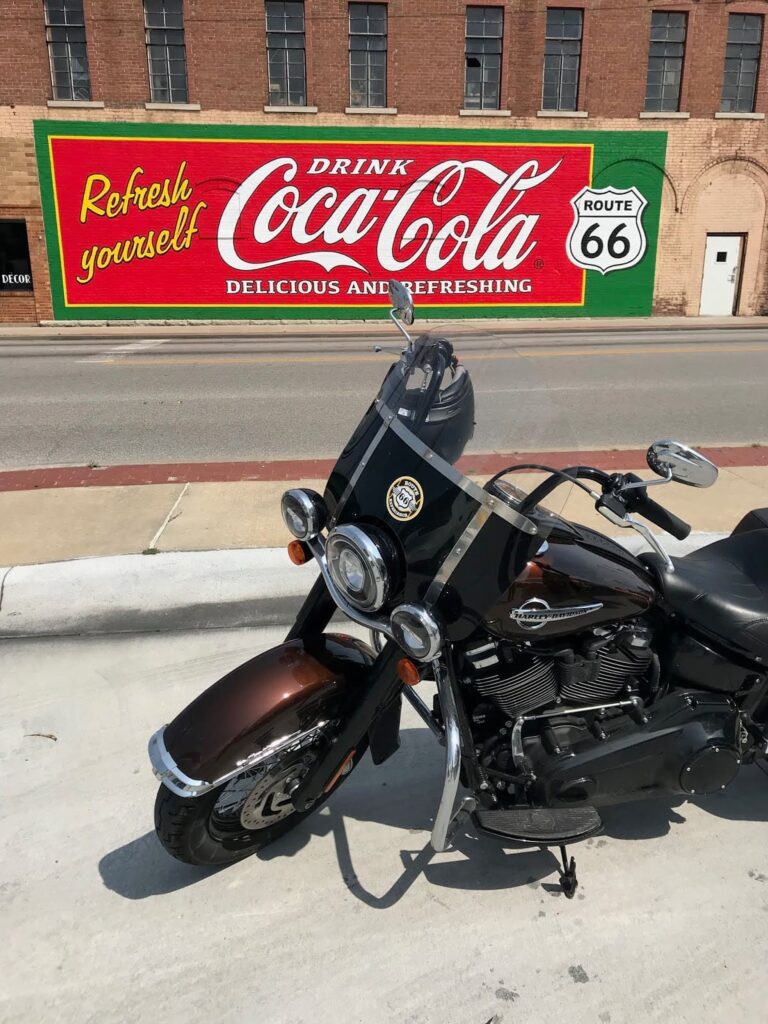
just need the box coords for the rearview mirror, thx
[647,440,719,488]
[388,280,414,327]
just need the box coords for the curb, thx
[4,316,768,341]
[0,533,727,639]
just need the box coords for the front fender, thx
[149,633,374,797]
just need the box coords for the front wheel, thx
[154,747,363,866]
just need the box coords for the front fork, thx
[287,573,479,852]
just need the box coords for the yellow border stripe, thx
[48,134,593,311]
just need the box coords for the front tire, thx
[154,748,362,866]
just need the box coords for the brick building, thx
[1,0,768,323]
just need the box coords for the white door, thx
[699,235,743,315]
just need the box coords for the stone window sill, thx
[145,102,201,111]
[639,111,690,119]
[459,108,511,117]
[537,109,588,118]
[345,106,398,115]
[714,111,765,120]
[263,104,318,114]
[47,99,105,109]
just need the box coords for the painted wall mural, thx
[34,121,667,321]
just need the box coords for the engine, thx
[461,623,656,721]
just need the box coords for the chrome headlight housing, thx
[326,524,395,613]
[390,603,442,661]
[281,488,327,541]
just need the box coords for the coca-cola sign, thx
[34,122,666,320]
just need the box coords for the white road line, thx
[147,482,190,551]
[77,338,166,363]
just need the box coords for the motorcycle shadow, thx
[99,729,768,904]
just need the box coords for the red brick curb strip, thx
[1,446,766,493]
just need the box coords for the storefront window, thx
[0,221,34,292]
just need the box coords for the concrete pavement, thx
[2,622,768,1024]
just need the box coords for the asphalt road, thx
[3,624,768,1024]
[2,326,768,468]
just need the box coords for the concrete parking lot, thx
[3,624,768,1024]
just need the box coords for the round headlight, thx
[390,604,442,661]
[326,524,395,612]
[281,489,327,541]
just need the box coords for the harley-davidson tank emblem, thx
[510,598,604,630]
[386,476,424,522]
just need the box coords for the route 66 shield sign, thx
[566,186,648,275]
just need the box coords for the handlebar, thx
[493,464,692,540]
[633,494,691,539]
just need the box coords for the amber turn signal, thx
[324,749,356,793]
[397,658,421,687]
[287,540,309,565]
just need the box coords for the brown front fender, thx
[150,634,374,795]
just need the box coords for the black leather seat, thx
[643,530,768,661]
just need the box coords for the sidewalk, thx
[1,449,767,566]
[3,313,768,340]
[2,448,768,636]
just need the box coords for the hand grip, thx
[636,495,691,540]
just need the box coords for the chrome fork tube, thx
[430,657,463,852]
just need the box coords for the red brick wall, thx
[0,1,50,104]
[3,1,768,115]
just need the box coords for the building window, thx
[721,14,763,113]
[0,222,33,293]
[144,0,188,104]
[464,6,503,110]
[266,1,307,106]
[542,7,583,111]
[44,0,91,101]
[349,4,387,108]
[644,12,687,112]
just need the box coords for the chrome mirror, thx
[388,279,414,327]
[387,280,414,346]
[647,440,719,488]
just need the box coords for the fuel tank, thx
[483,520,657,641]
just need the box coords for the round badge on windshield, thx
[386,476,424,522]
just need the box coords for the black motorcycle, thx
[149,282,768,897]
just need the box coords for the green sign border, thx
[34,120,667,321]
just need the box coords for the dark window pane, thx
[644,11,686,112]
[542,8,582,109]
[464,6,504,108]
[144,1,188,102]
[45,0,91,100]
[266,2,306,105]
[0,221,33,292]
[348,4,387,107]
[720,13,763,112]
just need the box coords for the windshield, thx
[322,331,576,640]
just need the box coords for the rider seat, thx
[642,530,768,661]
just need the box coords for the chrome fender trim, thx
[148,720,328,798]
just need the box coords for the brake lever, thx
[596,494,675,573]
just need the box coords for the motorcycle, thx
[149,281,768,897]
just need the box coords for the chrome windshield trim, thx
[383,409,537,535]
[425,504,491,606]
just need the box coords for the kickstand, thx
[558,844,578,899]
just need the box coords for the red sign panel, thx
[45,133,592,312]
